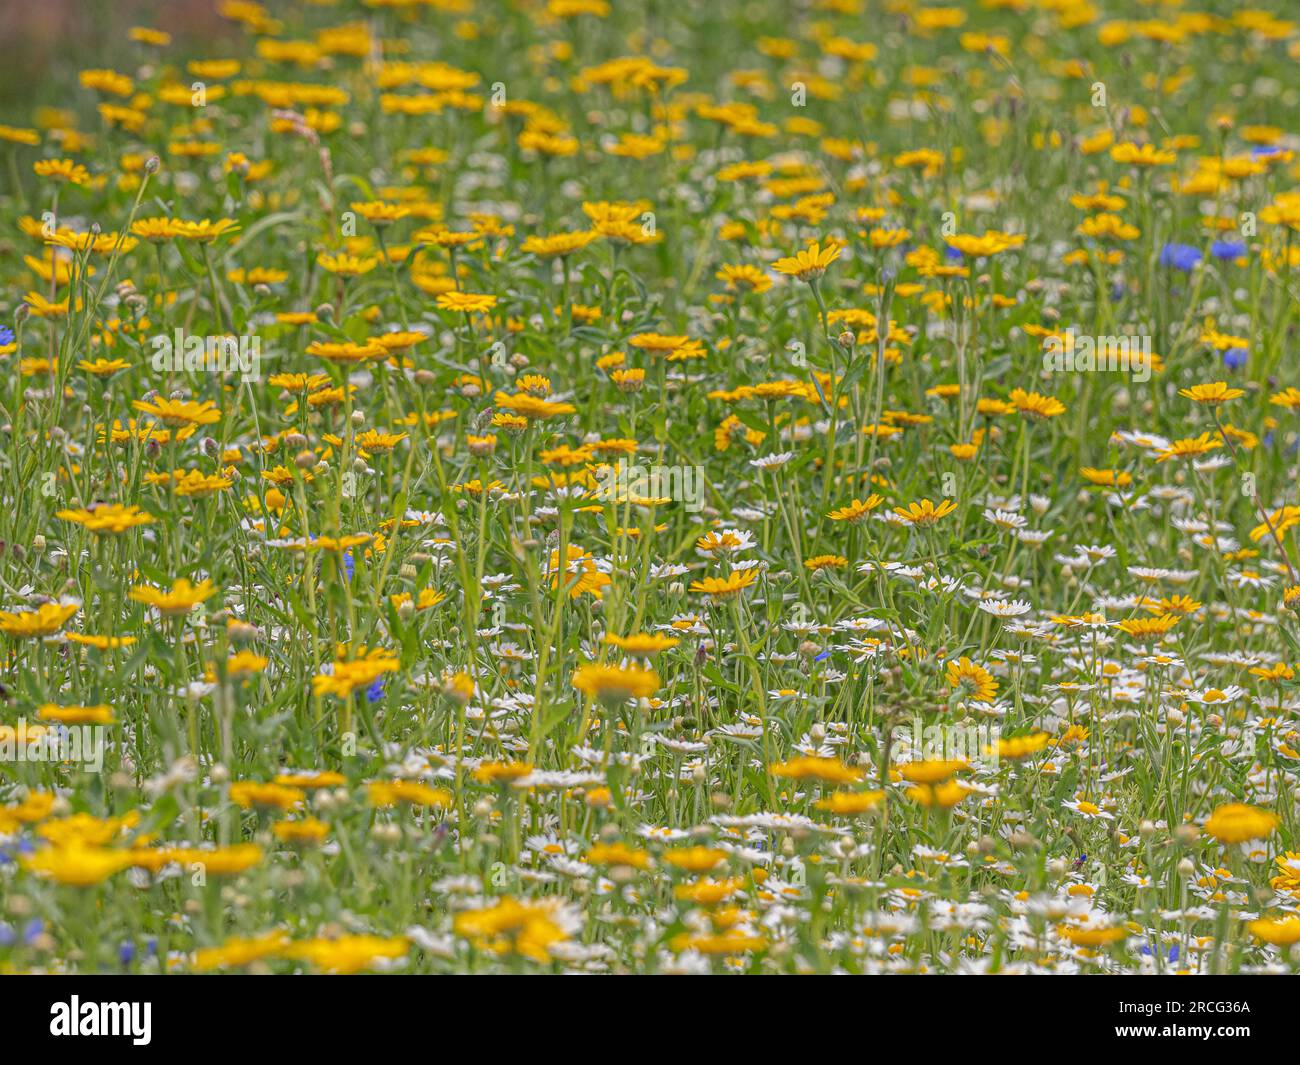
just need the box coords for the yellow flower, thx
[129,578,217,616]
[273,770,346,789]
[669,929,766,954]
[453,897,571,962]
[892,498,957,526]
[286,935,409,974]
[1079,467,1131,487]
[1058,924,1129,947]
[1269,386,1300,411]
[0,124,40,146]
[132,844,263,877]
[33,158,90,185]
[945,657,998,702]
[273,819,330,845]
[350,200,411,225]
[1008,388,1066,419]
[317,251,381,276]
[716,263,772,292]
[225,651,269,678]
[1110,142,1176,166]
[366,780,452,807]
[229,781,304,811]
[1247,916,1300,946]
[572,662,660,700]
[436,291,498,314]
[313,649,400,699]
[166,469,234,497]
[193,931,290,971]
[37,812,138,848]
[1114,614,1180,640]
[77,357,131,377]
[662,846,729,872]
[770,756,862,784]
[37,703,114,725]
[814,790,886,815]
[1155,432,1222,463]
[603,632,679,655]
[79,68,134,96]
[66,633,137,650]
[22,844,134,886]
[1204,802,1278,843]
[171,218,240,243]
[945,230,1025,257]
[306,339,388,363]
[827,495,883,522]
[473,760,533,785]
[997,733,1050,760]
[586,841,652,868]
[493,391,577,421]
[0,601,79,637]
[899,759,967,783]
[520,230,596,257]
[133,397,222,427]
[906,779,971,808]
[1178,381,1244,405]
[688,569,758,598]
[771,239,841,281]
[132,217,183,242]
[1250,506,1300,543]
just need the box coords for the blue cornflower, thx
[1223,347,1248,370]
[1139,941,1179,962]
[365,677,385,703]
[0,325,13,346]
[1159,243,1201,271]
[343,549,355,582]
[1211,240,1245,261]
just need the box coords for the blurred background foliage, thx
[0,0,237,109]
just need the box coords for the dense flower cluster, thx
[1,0,1299,974]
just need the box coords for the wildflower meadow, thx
[2,0,1300,990]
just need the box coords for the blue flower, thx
[119,940,137,964]
[1210,240,1245,262]
[1159,243,1201,272]
[943,243,965,262]
[365,677,385,703]
[0,325,12,346]
[1139,941,1178,962]
[343,549,355,582]
[1223,347,1248,370]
